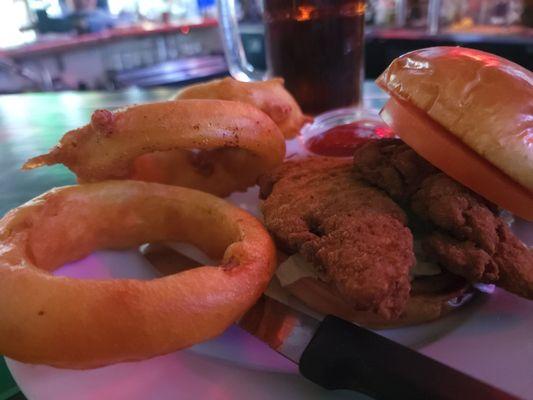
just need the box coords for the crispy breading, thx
[259,157,415,319]
[414,174,533,298]
[352,138,437,202]
[354,139,533,299]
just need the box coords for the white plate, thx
[6,138,533,399]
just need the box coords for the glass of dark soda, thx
[217,0,366,115]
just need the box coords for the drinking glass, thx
[217,0,366,115]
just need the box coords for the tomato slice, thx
[380,96,533,221]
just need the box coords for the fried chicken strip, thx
[354,139,533,299]
[259,158,415,319]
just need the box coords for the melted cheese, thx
[276,249,441,288]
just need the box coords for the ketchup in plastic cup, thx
[302,108,394,157]
[306,120,394,157]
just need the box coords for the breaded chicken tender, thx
[259,158,415,319]
[354,139,533,299]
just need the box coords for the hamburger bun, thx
[377,46,533,191]
[279,253,473,329]
[376,47,533,220]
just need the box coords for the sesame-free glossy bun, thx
[377,47,533,193]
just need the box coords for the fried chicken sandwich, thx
[258,47,533,328]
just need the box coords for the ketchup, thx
[305,120,394,157]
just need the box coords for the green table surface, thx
[0,82,387,398]
[0,358,19,400]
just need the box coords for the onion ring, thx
[23,100,286,197]
[0,181,276,369]
[175,77,311,138]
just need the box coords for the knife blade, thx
[238,295,519,400]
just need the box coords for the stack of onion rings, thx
[0,181,276,368]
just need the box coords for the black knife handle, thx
[299,316,519,400]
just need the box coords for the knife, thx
[238,295,518,400]
[143,245,518,400]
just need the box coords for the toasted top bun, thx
[377,47,533,192]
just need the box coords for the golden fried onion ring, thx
[175,77,311,138]
[23,100,286,197]
[0,181,276,368]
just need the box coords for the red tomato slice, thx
[380,96,533,221]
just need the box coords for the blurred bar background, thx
[0,0,531,94]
